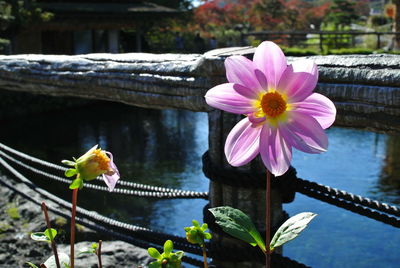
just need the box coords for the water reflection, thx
[285,128,400,268]
[375,135,400,205]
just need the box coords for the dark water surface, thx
[1,102,399,267]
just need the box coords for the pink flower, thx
[205,41,336,176]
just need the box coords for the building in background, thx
[9,0,178,54]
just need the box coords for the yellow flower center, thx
[92,149,110,171]
[260,92,287,118]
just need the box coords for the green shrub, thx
[327,48,376,55]
[281,46,319,56]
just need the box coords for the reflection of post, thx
[108,30,119,53]
[382,135,400,181]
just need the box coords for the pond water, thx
[0,101,399,268]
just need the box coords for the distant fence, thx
[243,31,400,50]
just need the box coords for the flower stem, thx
[266,170,271,268]
[41,202,61,268]
[97,240,103,268]
[201,244,208,268]
[70,188,78,268]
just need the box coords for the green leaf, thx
[174,251,184,259]
[270,212,317,250]
[69,178,83,190]
[65,169,77,177]
[44,228,57,241]
[209,206,266,251]
[204,233,212,240]
[31,232,50,242]
[164,240,173,256]
[148,248,161,259]
[61,160,75,166]
[192,219,200,227]
[149,261,161,268]
[26,262,39,268]
[78,247,96,255]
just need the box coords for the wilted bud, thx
[76,145,112,181]
[62,145,120,191]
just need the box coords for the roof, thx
[38,1,178,14]
[33,1,180,30]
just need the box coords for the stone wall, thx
[0,48,399,132]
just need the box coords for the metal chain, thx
[0,146,208,199]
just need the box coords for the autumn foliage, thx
[193,0,367,33]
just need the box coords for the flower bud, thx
[62,145,120,191]
[76,145,111,181]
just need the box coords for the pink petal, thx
[292,93,336,129]
[278,60,318,102]
[284,112,328,153]
[205,83,256,114]
[253,41,287,90]
[225,118,262,166]
[232,83,261,99]
[279,125,322,154]
[103,172,119,192]
[104,152,120,191]
[259,125,292,176]
[248,112,266,124]
[225,56,263,98]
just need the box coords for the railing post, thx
[319,33,324,53]
[205,109,288,267]
[377,33,381,49]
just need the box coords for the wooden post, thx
[377,33,381,49]
[319,33,324,53]
[206,108,286,267]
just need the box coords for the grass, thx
[6,206,21,220]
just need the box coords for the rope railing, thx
[0,142,208,199]
[294,177,400,218]
[201,151,400,227]
[2,143,399,226]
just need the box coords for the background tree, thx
[394,0,400,48]
[0,0,53,53]
[323,0,359,30]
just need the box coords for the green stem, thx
[41,202,61,268]
[266,170,271,268]
[70,188,78,268]
[97,240,103,268]
[201,244,208,268]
